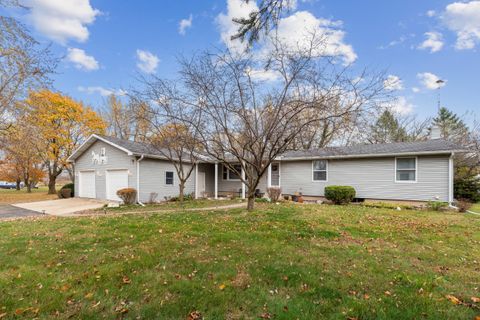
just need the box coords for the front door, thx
[197,171,206,198]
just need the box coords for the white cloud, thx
[22,0,100,44]
[426,10,436,17]
[136,49,159,74]
[263,11,357,65]
[418,31,444,53]
[417,72,447,90]
[216,0,258,53]
[383,75,403,91]
[383,96,414,115]
[78,86,127,97]
[246,67,281,82]
[179,14,193,35]
[412,87,420,93]
[443,1,480,50]
[66,48,99,71]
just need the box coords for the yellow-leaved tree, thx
[23,89,106,194]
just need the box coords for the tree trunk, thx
[25,180,32,193]
[247,195,255,211]
[48,174,57,194]
[179,181,185,203]
[15,179,21,190]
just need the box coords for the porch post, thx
[214,162,218,199]
[267,164,272,188]
[241,163,246,199]
[195,164,199,199]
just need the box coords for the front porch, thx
[194,162,281,199]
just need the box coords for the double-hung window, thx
[395,157,417,182]
[223,164,241,181]
[312,160,327,181]
[165,171,174,185]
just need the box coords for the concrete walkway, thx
[13,198,108,216]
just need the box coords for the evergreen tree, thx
[369,110,408,143]
[432,107,468,141]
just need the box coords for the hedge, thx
[324,186,356,205]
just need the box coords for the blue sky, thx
[4,0,480,121]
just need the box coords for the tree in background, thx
[432,107,468,142]
[101,94,151,142]
[232,0,294,45]
[0,119,45,192]
[22,90,106,194]
[0,1,56,131]
[368,110,408,143]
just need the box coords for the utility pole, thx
[436,79,445,111]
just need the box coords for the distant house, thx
[67,135,463,204]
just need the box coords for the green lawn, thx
[470,202,480,213]
[101,198,244,213]
[0,186,57,204]
[0,204,479,319]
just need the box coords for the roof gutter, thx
[279,150,466,161]
[136,154,145,206]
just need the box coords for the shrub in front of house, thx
[454,177,480,203]
[455,199,472,213]
[267,187,282,202]
[324,186,356,205]
[116,188,137,205]
[58,183,74,198]
[426,200,448,211]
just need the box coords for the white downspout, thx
[448,152,454,207]
[137,155,145,206]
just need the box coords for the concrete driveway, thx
[12,198,108,216]
[0,205,42,219]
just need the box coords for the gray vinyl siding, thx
[280,155,449,202]
[216,164,268,195]
[74,140,137,200]
[138,159,195,202]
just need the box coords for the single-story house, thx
[67,134,464,204]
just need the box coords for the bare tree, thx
[101,94,152,142]
[148,34,385,210]
[0,4,56,131]
[132,85,203,202]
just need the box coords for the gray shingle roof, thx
[281,139,462,160]
[96,135,163,156]
[69,134,463,162]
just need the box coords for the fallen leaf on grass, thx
[472,297,480,303]
[84,292,93,299]
[0,313,6,319]
[219,283,226,290]
[446,295,461,305]
[122,276,131,284]
[259,312,272,319]
[186,310,203,320]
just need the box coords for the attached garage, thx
[106,169,129,201]
[78,171,96,198]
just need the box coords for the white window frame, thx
[394,156,418,183]
[222,164,241,181]
[312,160,328,182]
[165,170,175,186]
[270,162,281,187]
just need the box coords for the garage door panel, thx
[106,170,129,201]
[79,171,96,198]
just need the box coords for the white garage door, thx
[106,169,129,201]
[79,171,96,198]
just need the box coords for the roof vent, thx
[430,126,442,140]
